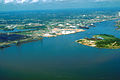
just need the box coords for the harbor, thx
[0,19,120,80]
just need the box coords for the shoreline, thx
[0,18,118,49]
[42,28,85,37]
[0,29,85,49]
[76,34,120,49]
[0,36,43,49]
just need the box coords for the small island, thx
[76,34,120,49]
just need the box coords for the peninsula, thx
[76,34,120,49]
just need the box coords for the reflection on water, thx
[0,20,120,80]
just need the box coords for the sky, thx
[0,0,120,11]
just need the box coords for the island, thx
[76,34,120,49]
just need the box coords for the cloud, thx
[94,0,108,2]
[1,0,120,4]
[94,0,120,2]
[16,0,28,3]
[42,0,64,3]
[30,0,39,3]
[0,0,66,4]
[2,0,29,4]
[42,0,47,3]
[4,0,14,3]
[55,0,64,2]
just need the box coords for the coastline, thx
[0,18,119,49]
[0,29,85,49]
[42,28,85,37]
[0,36,43,49]
[76,34,120,49]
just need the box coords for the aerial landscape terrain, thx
[0,0,120,80]
[0,9,119,49]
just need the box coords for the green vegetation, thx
[12,31,34,35]
[0,25,5,30]
[77,34,120,49]
[95,34,120,49]
[0,33,43,48]
[94,34,116,39]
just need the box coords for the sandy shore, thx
[42,28,85,37]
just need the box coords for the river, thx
[0,20,120,80]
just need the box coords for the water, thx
[0,20,120,80]
[0,29,34,33]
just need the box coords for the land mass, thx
[76,34,120,49]
[0,10,119,49]
[0,33,42,48]
[0,29,84,49]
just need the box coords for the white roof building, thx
[118,12,120,16]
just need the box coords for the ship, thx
[79,26,89,29]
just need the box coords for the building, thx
[118,12,120,16]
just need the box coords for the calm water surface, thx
[0,20,120,80]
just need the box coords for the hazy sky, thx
[0,0,120,11]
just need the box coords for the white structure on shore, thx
[61,30,76,35]
[118,12,120,17]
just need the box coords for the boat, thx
[79,26,89,29]
[89,24,96,27]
